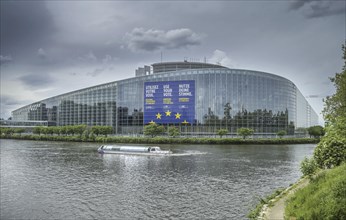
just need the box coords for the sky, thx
[0,0,345,124]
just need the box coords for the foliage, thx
[91,126,113,137]
[285,163,346,220]
[216,129,228,138]
[276,130,286,138]
[300,156,318,178]
[313,134,346,169]
[237,127,254,139]
[0,127,25,135]
[168,126,180,138]
[33,126,44,135]
[322,45,346,124]
[1,132,320,145]
[307,125,325,138]
[313,45,346,169]
[143,123,165,138]
[74,125,87,137]
[295,127,307,134]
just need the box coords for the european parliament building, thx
[12,61,319,135]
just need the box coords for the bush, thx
[300,157,318,178]
[314,135,346,169]
[216,129,228,138]
[237,127,254,139]
[276,130,286,138]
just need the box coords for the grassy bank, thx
[0,134,319,145]
[247,188,286,219]
[285,163,346,219]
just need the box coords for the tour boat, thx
[97,145,172,155]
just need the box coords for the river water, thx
[0,139,315,219]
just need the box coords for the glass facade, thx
[12,67,319,135]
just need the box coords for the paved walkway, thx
[260,178,309,220]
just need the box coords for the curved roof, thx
[151,61,226,73]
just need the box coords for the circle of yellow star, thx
[149,120,156,124]
[182,120,189,125]
[156,113,162,119]
[175,113,181,119]
[165,110,171,116]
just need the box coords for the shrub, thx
[168,126,180,138]
[237,128,254,139]
[300,157,318,178]
[314,134,346,169]
[276,130,286,138]
[216,129,228,138]
[143,124,165,138]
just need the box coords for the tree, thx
[277,130,287,138]
[237,127,254,139]
[33,126,43,135]
[307,126,325,138]
[168,126,180,138]
[100,126,113,137]
[60,126,68,136]
[217,129,228,138]
[322,45,346,124]
[91,126,101,136]
[46,127,54,136]
[74,125,87,137]
[144,123,165,138]
[14,128,25,135]
[313,45,346,168]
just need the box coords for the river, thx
[0,139,315,219]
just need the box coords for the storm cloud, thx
[0,1,344,122]
[18,74,55,89]
[0,55,12,65]
[124,28,203,52]
[289,0,345,18]
[0,1,56,56]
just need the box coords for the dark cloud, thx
[0,55,12,65]
[124,28,203,52]
[0,1,56,56]
[289,0,315,10]
[37,48,47,59]
[87,68,104,77]
[18,74,54,88]
[289,0,345,18]
[0,95,23,106]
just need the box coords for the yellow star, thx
[149,120,156,124]
[156,113,162,119]
[175,113,181,119]
[182,120,189,125]
[165,110,171,116]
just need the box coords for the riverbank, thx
[256,177,309,220]
[0,134,319,145]
[250,163,346,220]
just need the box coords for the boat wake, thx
[170,151,208,156]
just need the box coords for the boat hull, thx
[98,145,172,156]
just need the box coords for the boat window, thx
[151,148,156,151]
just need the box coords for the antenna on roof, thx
[160,51,163,63]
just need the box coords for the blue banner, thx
[144,80,195,125]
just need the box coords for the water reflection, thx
[0,139,315,219]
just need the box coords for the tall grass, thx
[285,163,346,220]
